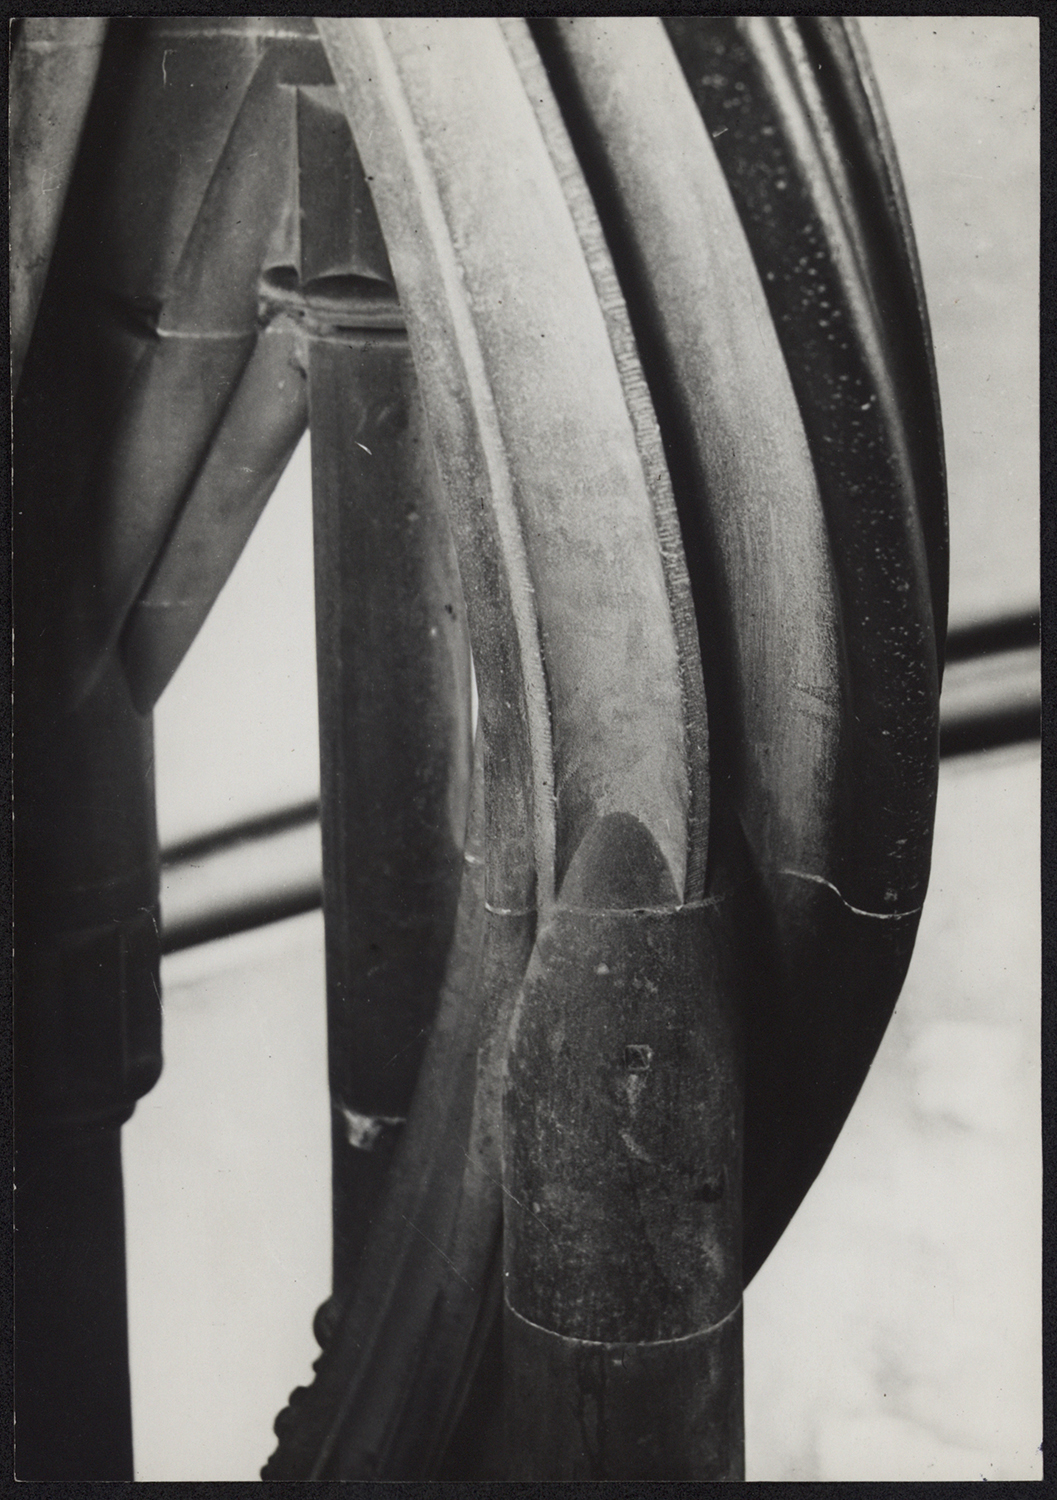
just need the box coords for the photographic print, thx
[11,15,1040,1481]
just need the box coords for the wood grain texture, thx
[504,1304,744,1480]
[504,826,742,1345]
[661,17,944,1280]
[12,16,948,1480]
[539,17,841,896]
[318,17,697,908]
[802,16,949,655]
[499,17,710,901]
[664,16,942,916]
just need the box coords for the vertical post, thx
[13,658,162,1479]
[502,818,744,1480]
[310,330,472,1307]
[9,22,299,1471]
[297,87,473,1314]
[9,17,108,394]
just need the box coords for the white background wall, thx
[123,17,1040,1480]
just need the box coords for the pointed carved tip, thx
[558,812,679,910]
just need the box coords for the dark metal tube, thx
[13,658,162,1479]
[14,1125,135,1479]
[310,326,472,1301]
[298,91,473,1302]
[503,818,744,1479]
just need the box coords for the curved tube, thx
[536,16,946,1279]
[273,16,728,1479]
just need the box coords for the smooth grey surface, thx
[862,16,1039,632]
[744,742,1040,1480]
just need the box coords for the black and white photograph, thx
[11,14,1041,1482]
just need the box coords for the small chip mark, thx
[694,1169,725,1203]
[619,1129,654,1164]
[624,1044,653,1072]
[338,1104,405,1150]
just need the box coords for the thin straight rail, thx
[297,84,473,1307]
[13,654,161,1479]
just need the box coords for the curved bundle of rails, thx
[12,17,946,1481]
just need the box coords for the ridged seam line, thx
[777,867,922,921]
[504,1295,743,1349]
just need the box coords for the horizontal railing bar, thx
[160,884,323,956]
[161,798,321,866]
[943,609,1040,663]
[939,643,1040,759]
[157,630,1040,949]
[940,704,1041,760]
